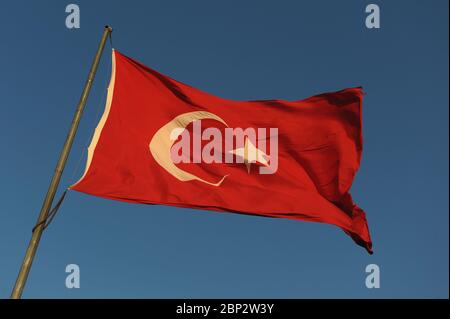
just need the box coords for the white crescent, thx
[149,111,228,186]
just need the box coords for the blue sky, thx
[0,0,448,298]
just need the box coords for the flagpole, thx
[10,25,113,299]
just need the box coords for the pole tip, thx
[105,25,113,32]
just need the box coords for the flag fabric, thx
[70,49,373,253]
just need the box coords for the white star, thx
[229,137,269,173]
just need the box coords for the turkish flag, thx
[70,50,373,253]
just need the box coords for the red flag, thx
[70,50,373,253]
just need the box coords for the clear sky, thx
[0,0,448,298]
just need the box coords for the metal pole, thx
[10,25,113,299]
